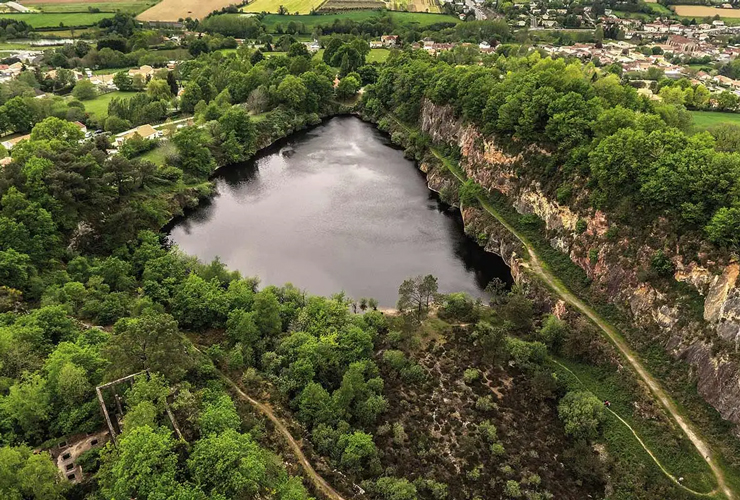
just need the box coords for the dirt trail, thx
[552,359,717,497]
[190,345,348,500]
[431,147,734,499]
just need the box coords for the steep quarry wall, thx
[419,99,740,427]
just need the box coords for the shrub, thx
[463,368,481,384]
[504,480,522,498]
[575,219,588,234]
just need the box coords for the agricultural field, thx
[319,0,385,13]
[242,0,325,15]
[690,110,740,130]
[385,0,440,14]
[136,0,239,22]
[673,4,740,17]
[0,12,111,27]
[19,0,156,14]
[259,10,459,30]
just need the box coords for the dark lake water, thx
[168,116,512,306]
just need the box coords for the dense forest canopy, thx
[364,51,740,248]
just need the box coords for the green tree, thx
[558,390,606,440]
[706,206,740,247]
[0,445,67,500]
[276,75,307,111]
[397,275,438,317]
[30,117,84,144]
[147,78,173,101]
[171,274,229,331]
[198,394,240,436]
[106,311,192,380]
[172,127,215,179]
[336,76,360,99]
[0,373,51,441]
[338,431,378,473]
[375,476,418,500]
[72,79,97,100]
[113,70,133,92]
[99,426,180,499]
[188,428,269,497]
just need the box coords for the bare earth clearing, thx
[137,0,239,21]
[674,5,740,17]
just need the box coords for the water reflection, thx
[168,116,512,305]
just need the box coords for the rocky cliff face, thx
[419,99,740,428]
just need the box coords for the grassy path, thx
[552,359,717,497]
[190,344,348,500]
[429,146,734,499]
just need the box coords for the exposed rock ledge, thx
[419,99,740,427]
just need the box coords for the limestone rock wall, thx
[418,99,740,427]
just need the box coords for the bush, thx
[650,250,674,277]
[438,292,479,323]
[575,219,588,234]
[463,368,481,384]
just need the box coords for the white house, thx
[114,124,162,146]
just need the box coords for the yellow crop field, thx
[137,0,240,21]
[242,0,325,14]
[674,5,740,17]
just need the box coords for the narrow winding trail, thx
[552,359,717,497]
[433,148,734,499]
[190,344,348,500]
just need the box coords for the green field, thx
[0,12,112,28]
[30,1,156,14]
[646,2,672,15]
[690,110,740,130]
[259,11,459,31]
[79,91,139,119]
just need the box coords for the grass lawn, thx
[139,140,176,165]
[690,110,740,131]
[366,48,390,63]
[259,11,459,31]
[0,42,35,50]
[30,1,156,14]
[0,12,112,28]
[91,66,137,75]
[79,91,139,119]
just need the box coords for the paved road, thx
[465,0,487,20]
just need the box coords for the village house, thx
[114,124,162,146]
[381,35,399,48]
[89,73,116,90]
[128,65,155,79]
